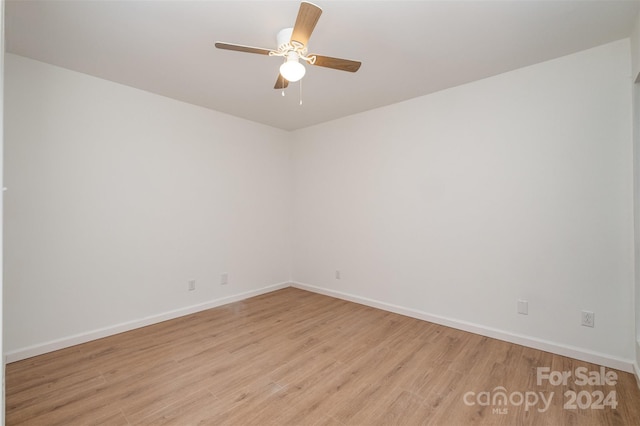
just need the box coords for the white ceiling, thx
[6,0,640,131]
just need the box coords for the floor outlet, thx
[581,311,595,327]
[188,280,196,291]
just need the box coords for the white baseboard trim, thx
[636,340,640,389]
[5,282,290,363]
[7,281,636,375]
[291,282,636,373]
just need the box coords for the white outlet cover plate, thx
[517,299,528,315]
[581,311,595,327]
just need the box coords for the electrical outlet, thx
[188,280,196,291]
[220,273,228,285]
[335,270,341,280]
[517,299,528,315]
[581,310,595,327]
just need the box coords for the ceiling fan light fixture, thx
[280,52,306,82]
[215,2,361,91]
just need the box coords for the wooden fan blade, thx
[312,55,361,72]
[291,2,322,46]
[215,42,272,56]
[274,74,289,89]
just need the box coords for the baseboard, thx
[5,281,290,363]
[7,281,637,375]
[291,282,636,373]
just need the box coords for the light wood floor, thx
[6,287,640,425]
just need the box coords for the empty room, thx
[3,0,640,424]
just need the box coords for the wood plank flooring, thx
[6,287,640,425]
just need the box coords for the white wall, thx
[634,80,640,378]
[631,12,640,81]
[292,40,635,367]
[631,11,640,377]
[3,54,292,357]
[3,39,636,374]
[1,0,5,422]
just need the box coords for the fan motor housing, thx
[277,28,294,50]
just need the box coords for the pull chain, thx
[299,79,303,106]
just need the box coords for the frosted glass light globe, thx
[280,56,306,82]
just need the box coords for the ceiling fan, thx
[215,1,361,90]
